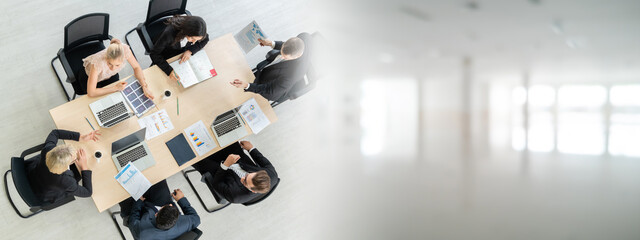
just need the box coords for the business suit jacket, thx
[212,149,278,204]
[27,130,92,203]
[150,25,210,76]
[129,198,200,240]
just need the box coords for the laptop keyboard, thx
[97,102,128,123]
[116,145,148,167]
[214,116,242,136]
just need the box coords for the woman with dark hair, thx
[150,15,209,81]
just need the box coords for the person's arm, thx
[248,149,274,170]
[185,34,209,55]
[126,46,154,100]
[64,148,93,197]
[44,129,80,152]
[150,27,176,76]
[273,40,284,50]
[212,162,237,203]
[86,64,125,98]
[176,197,200,228]
[245,73,295,101]
[128,199,145,239]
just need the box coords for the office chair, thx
[251,32,324,107]
[182,168,281,212]
[4,143,75,218]
[51,13,113,101]
[110,208,203,240]
[124,0,191,58]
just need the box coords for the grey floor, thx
[0,0,325,239]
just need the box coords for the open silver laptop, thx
[89,78,156,128]
[111,128,156,172]
[211,109,249,147]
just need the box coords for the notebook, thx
[165,133,196,166]
[169,51,217,88]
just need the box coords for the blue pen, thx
[85,117,95,131]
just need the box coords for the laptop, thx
[210,109,249,147]
[111,128,156,172]
[89,78,156,128]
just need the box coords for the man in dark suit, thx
[230,34,308,101]
[119,180,200,240]
[193,141,278,204]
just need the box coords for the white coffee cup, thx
[163,90,172,100]
[94,151,102,163]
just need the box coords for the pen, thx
[85,117,95,131]
[177,97,180,116]
[173,71,182,87]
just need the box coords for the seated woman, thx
[79,38,154,99]
[27,129,100,203]
[150,15,209,82]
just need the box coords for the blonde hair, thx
[46,145,76,174]
[106,39,125,61]
[281,37,305,59]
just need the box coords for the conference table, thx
[49,33,277,212]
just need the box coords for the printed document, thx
[234,20,268,53]
[169,51,216,88]
[184,120,217,156]
[115,162,151,200]
[239,98,270,134]
[137,109,174,140]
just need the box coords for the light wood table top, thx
[49,33,277,212]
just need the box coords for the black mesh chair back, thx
[9,156,42,210]
[146,0,188,24]
[242,178,281,206]
[133,0,190,54]
[4,143,75,218]
[64,13,110,51]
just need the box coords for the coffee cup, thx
[163,90,172,100]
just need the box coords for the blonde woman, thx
[79,38,154,99]
[27,129,100,203]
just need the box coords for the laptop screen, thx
[112,128,146,155]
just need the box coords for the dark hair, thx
[166,15,207,44]
[156,204,179,230]
[251,170,271,193]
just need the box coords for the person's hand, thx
[172,189,185,201]
[230,79,248,89]
[114,81,127,91]
[179,50,192,64]
[139,196,145,201]
[75,148,89,171]
[142,85,155,100]
[258,38,272,47]
[223,154,241,167]
[80,130,101,142]
[240,141,254,151]
[169,70,180,82]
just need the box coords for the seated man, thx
[193,140,278,204]
[230,35,307,101]
[119,180,200,240]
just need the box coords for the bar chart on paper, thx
[184,120,217,156]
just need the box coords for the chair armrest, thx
[41,195,75,211]
[20,143,46,158]
[136,23,154,53]
[202,172,229,205]
[265,49,281,62]
[57,49,76,83]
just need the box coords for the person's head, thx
[241,170,271,193]
[280,37,305,60]
[45,145,76,174]
[105,39,126,71]
[155,203,179,230]
[166,15,207,44]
